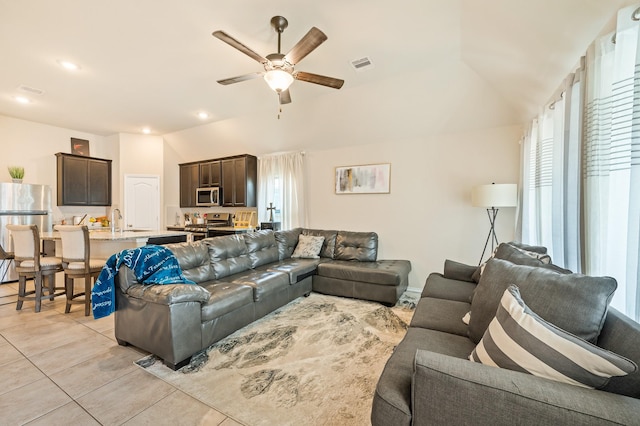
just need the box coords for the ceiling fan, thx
[212,16,344,105]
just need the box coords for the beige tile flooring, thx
[0,280,244,426]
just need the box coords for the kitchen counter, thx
[41,229,189,241]
[41,230,191,258]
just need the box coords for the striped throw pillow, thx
[469,285,637,389]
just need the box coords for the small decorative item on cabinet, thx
[70,137,90,156]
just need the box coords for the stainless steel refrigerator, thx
[0,183,53,283]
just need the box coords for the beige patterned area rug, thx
[136,292,418,426]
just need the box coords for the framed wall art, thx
[335,163,391,194]
[70,137,90,156]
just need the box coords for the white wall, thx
[164,123,520,291]
[305,126,521,290]
[0,115,113,223]
[115,133,164,226]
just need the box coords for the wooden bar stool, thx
[7,224,64,312]
[0,244,14,283]
[54,225,106,316]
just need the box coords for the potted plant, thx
[8,166,24,183]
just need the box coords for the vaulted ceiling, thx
[0,0,634,136]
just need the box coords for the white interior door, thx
[124,175,160,230]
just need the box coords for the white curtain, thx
[257,152,307,230]
[584,5,640,321]
[520,72,583,272]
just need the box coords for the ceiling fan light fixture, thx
[264,69,294,92]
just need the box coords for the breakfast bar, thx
[41,229,191,259]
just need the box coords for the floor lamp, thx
[471,183,517,265]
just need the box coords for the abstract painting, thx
[335,163,391,194]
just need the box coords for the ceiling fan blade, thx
[279,89,292,105]
[212,30,267,64]
[284,27,327,65]
[295,71,344,89]
[217,72,264,85]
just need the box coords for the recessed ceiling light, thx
[197,111,209,120]
[57,60,81,71]
[142,127,151,134]
[15,96,31,104]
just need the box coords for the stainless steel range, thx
[184,212,232,240]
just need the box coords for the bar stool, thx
[54,225,106,316]
[0,244,14,283]
[0,244,17,306]
[7,224,64,312]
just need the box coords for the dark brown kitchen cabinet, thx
[221,155,257,207]
[179,163,200,207]
[199,161,221,187]
[56,153,112,206]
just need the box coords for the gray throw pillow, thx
[291,234,325,259]
[471,242,564,283]
[468,258,617,344]
[470,285,636,389]
[302,229,338,259]
[494,243,552,266]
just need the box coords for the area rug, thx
[136,292,418,426]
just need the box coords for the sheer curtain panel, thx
[257,152,307,230]
[584,5,640,321]
[520,73,583,272]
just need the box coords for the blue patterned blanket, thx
[91,245,195,319]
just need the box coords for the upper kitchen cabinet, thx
[199,161,221,187]
[56,153,112,206]
[221,155,257,207]
[179,163,200,207]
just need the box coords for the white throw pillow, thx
[291,235,325,259]
[469,285,637,389]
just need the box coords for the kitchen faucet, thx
[111,208,122,233]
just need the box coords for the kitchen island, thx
[41,229,192,259]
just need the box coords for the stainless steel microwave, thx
[195,187,220,206]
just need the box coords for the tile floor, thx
[0,280,244,426]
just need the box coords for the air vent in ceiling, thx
[17,85,44,96]
[350,56,374,72]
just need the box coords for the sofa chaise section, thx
[314,259,411,305]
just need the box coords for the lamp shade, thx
[264,69,294,92]
[471,183,517,208]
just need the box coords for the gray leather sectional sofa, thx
[114,228,411,369]
[371,243,640,425]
